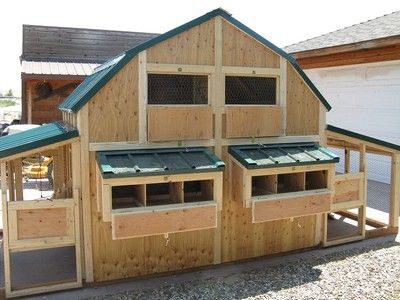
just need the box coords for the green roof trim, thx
[59,8,331,113]
[0,122,79,159]
[229,143,339,169]
[97,147,225,179]
[327,124,400,152]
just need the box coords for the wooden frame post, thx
[1,162,11,296]
[390,153,399,228]
[13,159,23,201]
[211,16,223,265]
[77,105,94,282]
[358,144,367,237]
[138,50,148,144]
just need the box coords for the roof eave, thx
[289,35,400,59]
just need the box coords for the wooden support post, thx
[389,153,399,228]
[212,16,223,265]
[1,162,11,296]
[71,142,83,285]
[279,57,287,136]
[344,148,350,173]
[7,162,15,202]
[138,50,147,143]
[358,144,367,237]
[77,105,94,282]
[13,159,23,201]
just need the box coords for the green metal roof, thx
[327,124,400,152]
[0,122,79,159]
[59,8,331,113]
[97,147,225,179]
[229,143,339,169]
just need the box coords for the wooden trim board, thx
[112,202,217,239]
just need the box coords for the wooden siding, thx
[224,106,282,138]
[88,57,139,142]
[147,106,213,141]
[222,20,280,68]
[147,19,215,65]
[286,64,320,135]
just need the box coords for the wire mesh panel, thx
[366,153,392,219]
[148,74,208,105]
[225,76,276,105]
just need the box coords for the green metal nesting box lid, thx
[97,147,225,179]
[229,143,339,169]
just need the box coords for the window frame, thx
[146,72,211,106]
[224,74,279,106]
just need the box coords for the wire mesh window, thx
[148,74,208,105]
[225,76,276,105]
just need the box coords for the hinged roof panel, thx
[229,143,339,169]
[97,147,225,179]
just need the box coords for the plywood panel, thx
[286,64,320,136]
[17,208,68,239]
[334,179,361,203]
[225,106,282,138]
[89,153,215,282]
[88,57,139,142]
[147,19,215,65]
[252,191,331,223]
[112,204,217,239]
[222,20,280,68]
[147,106,213,141]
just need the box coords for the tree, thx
[5,89,13,96]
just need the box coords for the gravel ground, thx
[86,241,400,300]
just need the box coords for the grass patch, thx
[0,99,17,107]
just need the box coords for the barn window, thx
[148,74,208,105]
[225,76,276,105]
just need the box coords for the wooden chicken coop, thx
[1,8,399,298]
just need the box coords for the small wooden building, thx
[1,9,399,298]
[21,25,158,124]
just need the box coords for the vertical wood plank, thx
[77,104,94,282]
[13,159,23,201]
[71,142,83,285]
[359,144,367,236]
[279,57,287,136]
[138,51,147,143]
[390,153,399,228]
[212,16,223,265]
[1,162,11,296]
[344,148,350,173]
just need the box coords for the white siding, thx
[306,60,400,183]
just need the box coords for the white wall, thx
[306,60,400,183]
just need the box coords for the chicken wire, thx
[225,76,276,105]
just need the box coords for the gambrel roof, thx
[59,8,331,113]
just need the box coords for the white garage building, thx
[285,11,400,184]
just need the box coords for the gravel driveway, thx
[86,240,400,300]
